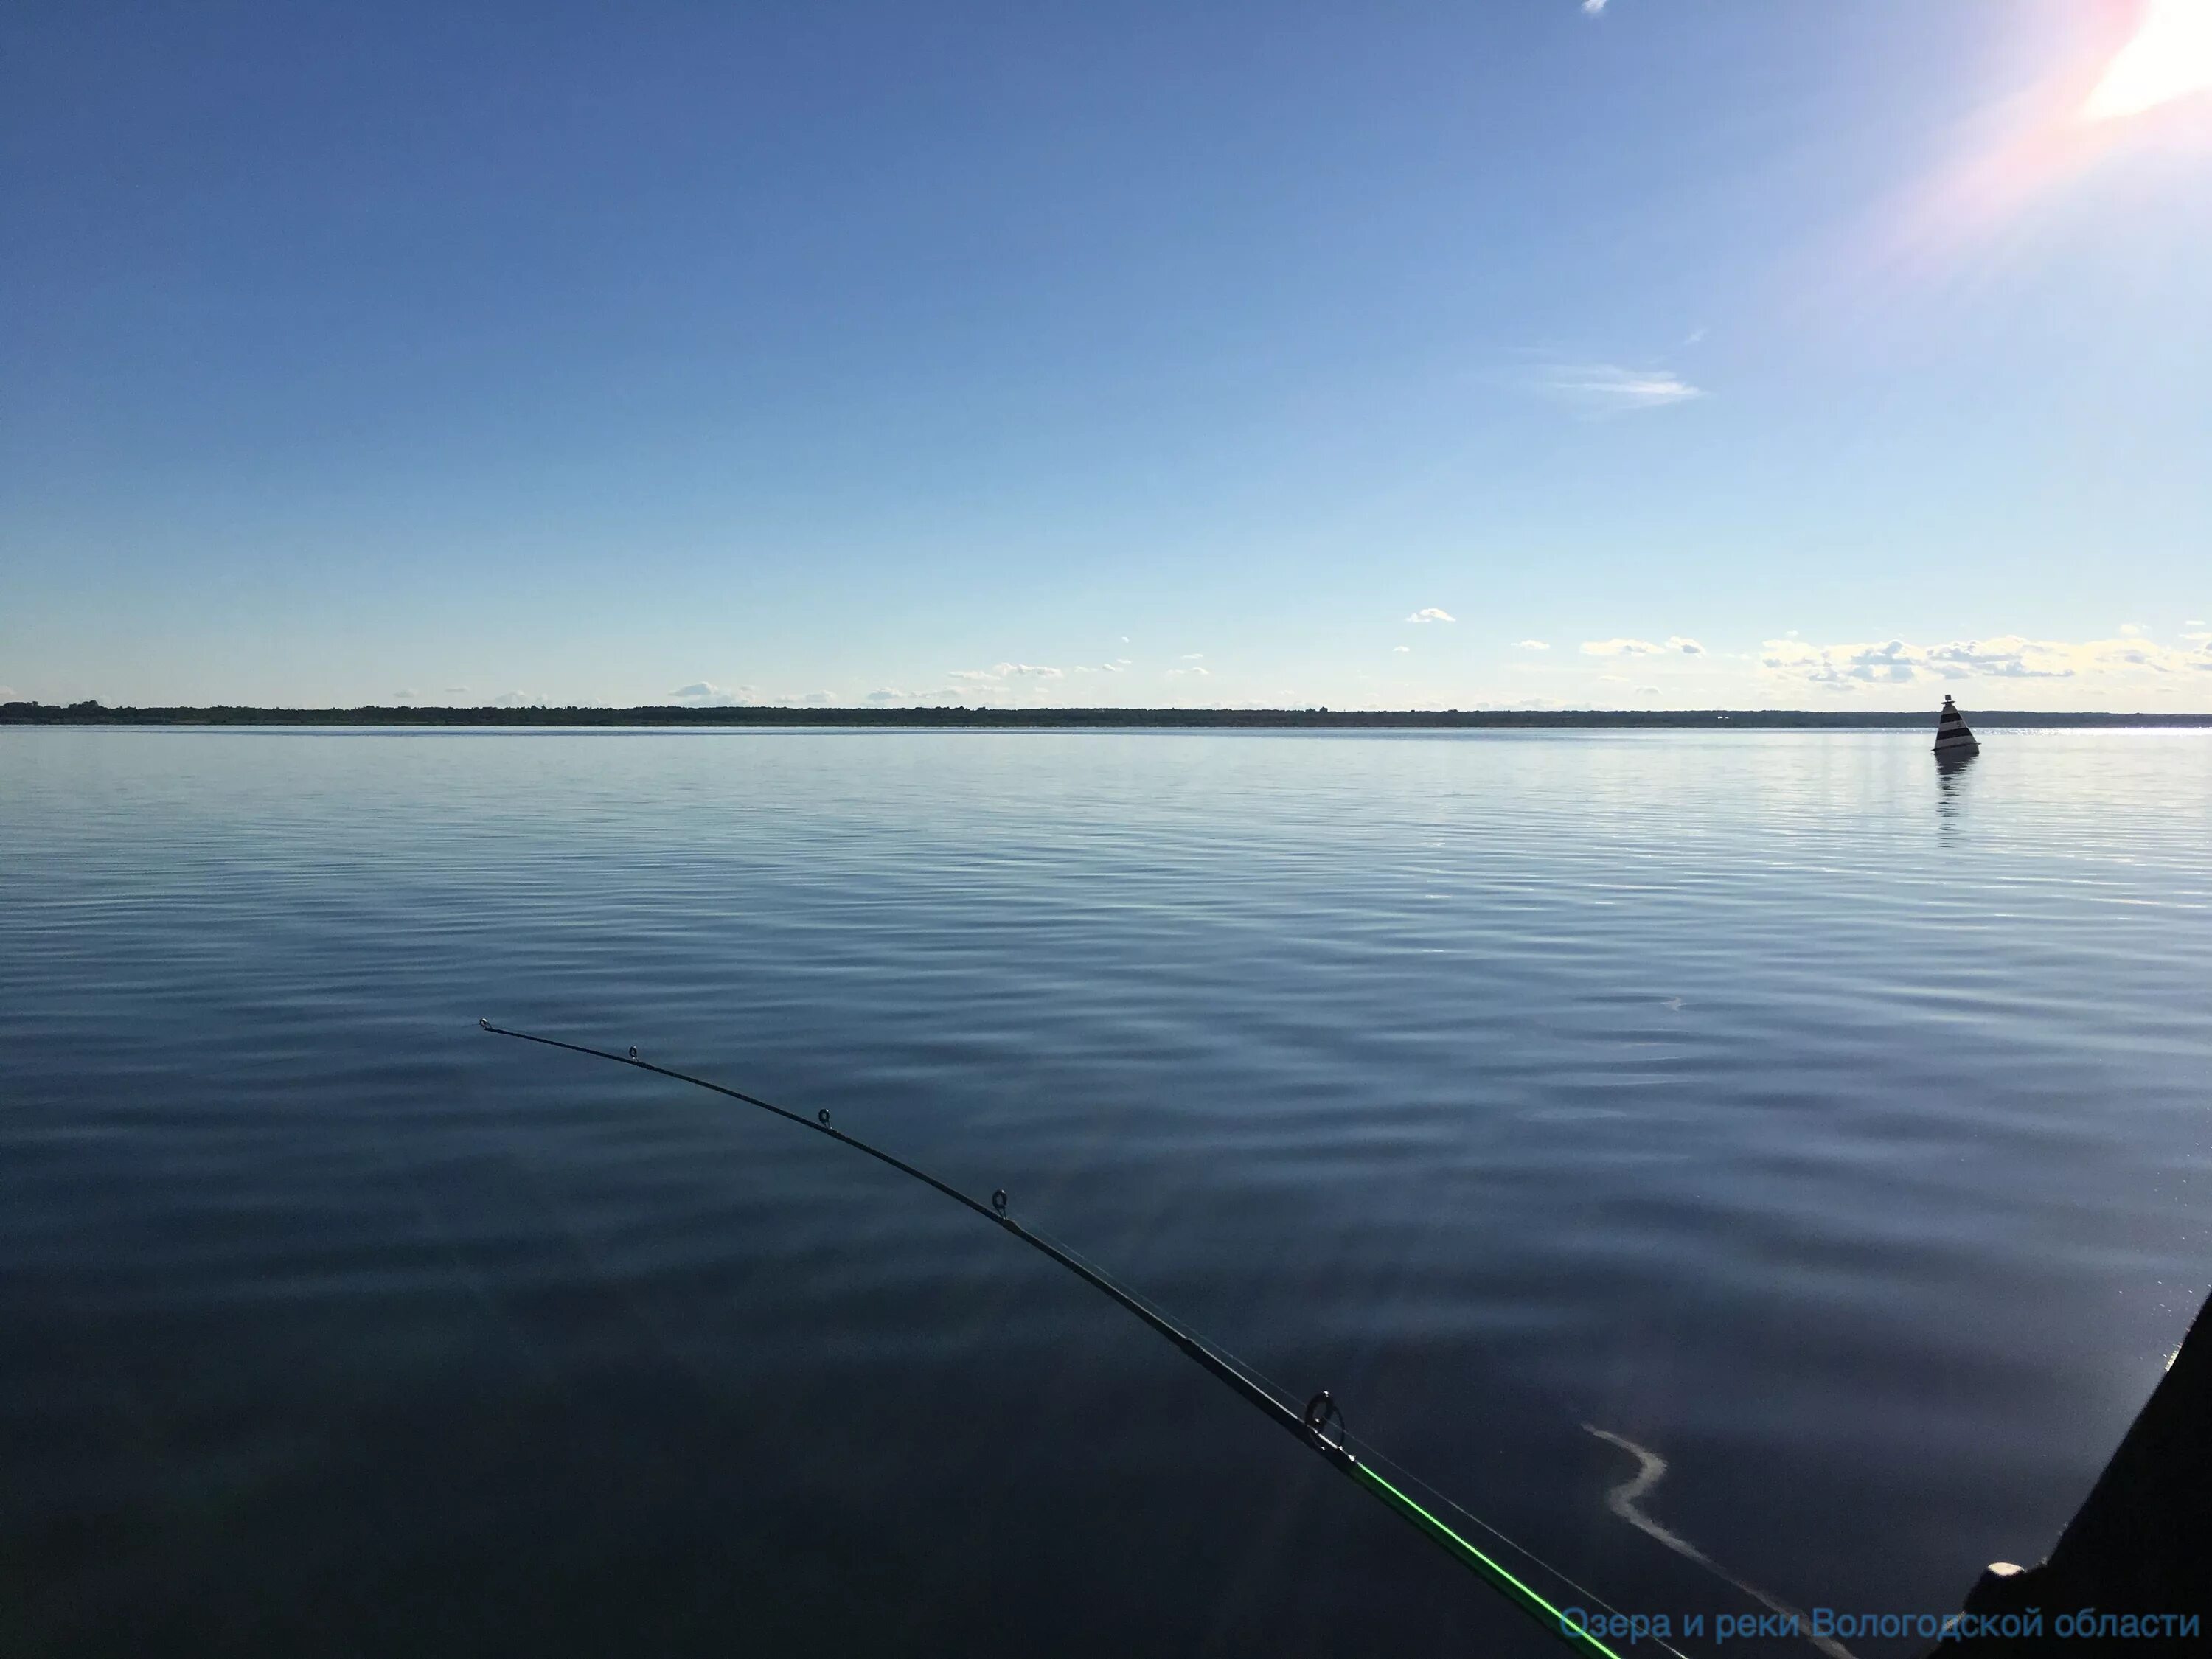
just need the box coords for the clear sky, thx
[4,0,2208,711]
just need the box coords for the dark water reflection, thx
[2,728,2207,1657]
[1935,749,1978,841]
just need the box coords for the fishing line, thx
[479,1018,1627,1657]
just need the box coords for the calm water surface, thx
[3,728,2208,1657]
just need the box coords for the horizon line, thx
[7,700,2211,730]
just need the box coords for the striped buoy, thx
[1934,695,1979,757]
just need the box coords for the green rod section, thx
[1350,1463,1622,1658]
[481,1019,1623,1655]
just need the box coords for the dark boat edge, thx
[1924,1283,2211,1652]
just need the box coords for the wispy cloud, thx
[1514,639,1551,651]
[392,689,418,701]
[1406,608,1456,624]
[1580,636,1705,658]
[442,684,470,696]
[1582,0,1607,13]
[1165,665,1211,678]
[1391,645,1411,654]
[1531,362,1703,416]
[948,662,1064,683]
[1100,658,1129,672]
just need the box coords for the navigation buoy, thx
[1934,695,1979,758]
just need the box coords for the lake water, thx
[3,728,2208,1657]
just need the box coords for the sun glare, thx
[2084,0,2212,120]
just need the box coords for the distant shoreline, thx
[6,702,2210,730]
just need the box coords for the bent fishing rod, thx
[480,1018,1627,1658]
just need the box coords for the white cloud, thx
[1391,645,1411,654]
[490,691,538,708]
[1666,636,1706,655]
[667,681,759,706]
[2118,623,2146,636]
[1581,638,1666,656]
[1531,362,1702,415]
[1180,652,1205,660]
[2188,620,2205,628]
[1406,608,1456,624]
[1165,665,1211,678]
[1759,633,2212,690]
[1583,0,1607,12]
[393,689,418,701]
[1514,639,1551,650]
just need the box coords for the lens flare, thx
[2084,0,2212,120]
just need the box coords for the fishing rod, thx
[479,1018,1627,1658]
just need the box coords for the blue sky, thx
[4,0,2208,710]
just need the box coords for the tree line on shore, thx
[5,700,2206,729]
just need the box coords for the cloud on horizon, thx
[667,681,760,706]
[1761,633,2212,689]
